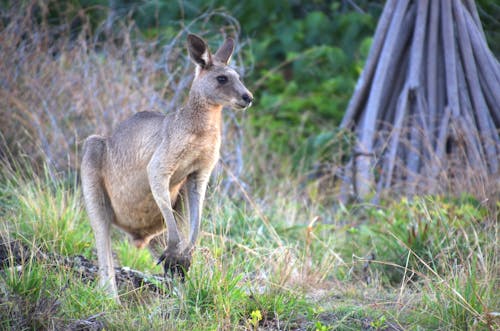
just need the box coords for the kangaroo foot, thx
[157,248,192,281]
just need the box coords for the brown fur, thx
[81,34,252,300]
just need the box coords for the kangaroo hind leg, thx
[81,135,119,300]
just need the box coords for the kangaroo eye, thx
[216,75,228,84]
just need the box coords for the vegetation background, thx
[0,0,499,330]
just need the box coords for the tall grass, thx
[1,146,498,329]
[0,1,246,176]
[1,166,91,257]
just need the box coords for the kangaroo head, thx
[187,34,253,110]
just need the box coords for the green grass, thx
[1,164,93,258]
[1,162,498,330]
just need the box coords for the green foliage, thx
[334,196,498,329]
[1,166,93,258]
[1,258,118,327]
[476,0,500,57]
[114,240,161,274]
[251,38,371,158]
[57,278,119,318]
[244,290,310,328]
[4,261,45,299]
[314,320,330,331]
[292,128,355,173]
[247,309,262,330]
[370,314,387,329]
[366,196,486,284]
[181,264,246,323]
[423,258,491,329]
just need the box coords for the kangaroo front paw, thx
[157,248,192,281]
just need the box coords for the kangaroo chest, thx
[169,133,221,186]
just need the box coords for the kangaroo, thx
[81,34,253,300]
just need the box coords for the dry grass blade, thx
[387,232,486,325]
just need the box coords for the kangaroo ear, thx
[214,38,234,65]
[187,34,212,69]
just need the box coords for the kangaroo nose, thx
[242,93,253,104]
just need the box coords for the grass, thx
[1,160,498,330]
